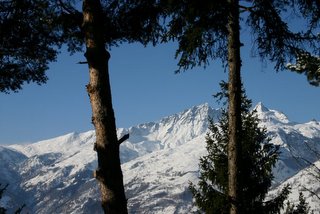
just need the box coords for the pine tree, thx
[1,1,163,212]
[190,82,290,213]
[165,2,319,213]
[295,193,311,214]
[285,192,312,214]
[81,1,162,212]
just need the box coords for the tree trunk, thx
[227,0,241,214]
[82,0,128,213]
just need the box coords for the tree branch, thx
[118,134,129,145]
[77,61,88,64]
[239,5,255,13]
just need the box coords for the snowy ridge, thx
[0,103,319,213]
[254,102,290,124]
[268,160,320,212]
[119,103,219,162]
[254,102,320,183]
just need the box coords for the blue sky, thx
[0,40,319,144]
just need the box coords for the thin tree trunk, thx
[227,0,242,214]
[82,0,128,213]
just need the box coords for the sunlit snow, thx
[0,103,319,213]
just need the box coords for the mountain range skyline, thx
[1,40,319,145]
[1,102,319,213]
[1,100,319,145]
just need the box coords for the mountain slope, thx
[254,103,320,183]
[119,103,219,162]
[1,103,319,213]
[268,159,320,212]
[123,135,206,213]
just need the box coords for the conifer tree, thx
[295,193,311,214]
[190,82,290,213]
[285,192,312,214]
[1,0,163,212]
[164,1,319,212]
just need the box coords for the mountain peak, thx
[254,102,290,124]
[183,103,210,115]
[180,103,221,123]
[194,102,210,109]
[2,102,320,213]
[254,102,269,112]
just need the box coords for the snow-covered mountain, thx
[0,103,319,213]
[254,103,320,183]
[268,159,320,212]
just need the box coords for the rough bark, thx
[82,0,128,213]
[227,0,242,214]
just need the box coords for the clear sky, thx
[0,39,319,144]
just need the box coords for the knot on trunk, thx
[86,84,96,94]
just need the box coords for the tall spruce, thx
[164,1,319,212]
[1,0,163,212]
[189,82,290,213]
